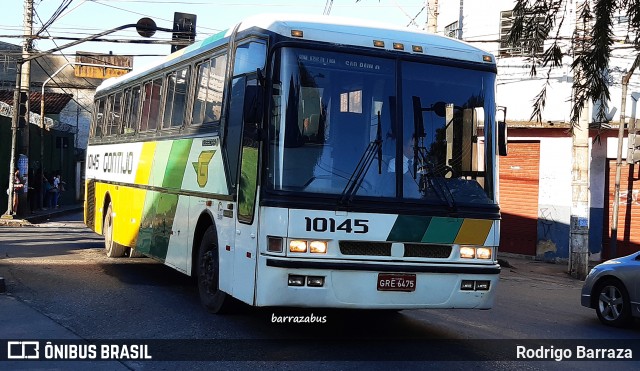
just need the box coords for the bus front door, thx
[231,76,262,305]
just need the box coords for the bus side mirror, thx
[498,120,508,156]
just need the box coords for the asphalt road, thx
[0,212,638,370]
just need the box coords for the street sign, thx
[74,52,133,79]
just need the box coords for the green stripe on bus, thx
[421,217,465,244]
[151,141,173,187]
[136,191,179,261]
[137,190,160,258]
[386,215,432,242]
[162,139,193,189]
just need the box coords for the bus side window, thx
[124,85,141,135]
[162,71,176,129]
[162,66,190,129]
[233,41,266,76]
[148,77,162,131]
[141,78,162,132]
[92,97,106,138]
[238,78,262,223]
[140,81,152,132]
[192,53,226,126]
[121,88,131,134]
[105,93,122,137]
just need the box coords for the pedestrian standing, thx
[52,172,61,208]
[11,169,24,215]
[42,172,53,210]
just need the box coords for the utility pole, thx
[568,1,589,280]
[19,0,34,216]
[3,0,33,218]
[426,0,439,33]
[4,18,169,217]
[568,101,590,279]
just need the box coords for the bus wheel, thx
[128,248,145,258]
[104,204,125,258]
[197,226,231,313]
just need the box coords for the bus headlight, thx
[288,239,328,254]
[460,246,493,260]
[309,241,327,254]
[460,246,475,259]
[476,247,492,260]
[289,240,308,253]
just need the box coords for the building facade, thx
[0,41,103,209]
[436,0,640,261]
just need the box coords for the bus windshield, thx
[267,47,496,207]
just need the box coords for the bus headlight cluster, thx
[460,246,492,260]
[289,239,328,254]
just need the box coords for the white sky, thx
[1,0,430,67]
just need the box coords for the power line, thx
[323,0,333,16]
[36,0,74,36]
[87,0,223,34]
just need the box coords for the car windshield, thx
[266,47,496,206]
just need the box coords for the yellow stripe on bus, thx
[113,186,147,248]
[454,218,493,245]
[135,142,157,185]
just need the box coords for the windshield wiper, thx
[339,111,383,206]
[414,146,456,209]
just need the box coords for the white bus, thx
[85,14,507,313]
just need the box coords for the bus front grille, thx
[404,244,452,258]
[339,241,392,256]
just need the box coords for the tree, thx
[508,0,640,128]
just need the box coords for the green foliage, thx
[509,0,640,128]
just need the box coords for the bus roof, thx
[97,14,493,93]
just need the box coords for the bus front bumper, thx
[254,257,500,310]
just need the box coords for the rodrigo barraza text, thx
[516,345,633,361]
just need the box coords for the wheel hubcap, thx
[599,285,623,321]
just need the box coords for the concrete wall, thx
[0,115,76,212]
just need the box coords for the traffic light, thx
[171,12,196,53]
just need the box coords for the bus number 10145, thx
[304,217,369,234]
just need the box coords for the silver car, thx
[581,251,640,327]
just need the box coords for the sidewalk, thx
[0,203,83,226]
[497,252,579,281]
[0,298,130,369]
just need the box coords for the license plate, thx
[377,273,416,292]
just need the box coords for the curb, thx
[25,206,83,224]
[0,217,31,227]
[0,205,83,226]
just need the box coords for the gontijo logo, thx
[193,150,216,187]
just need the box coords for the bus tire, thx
[197,225,231,314]
[128,248,145,258]
[104,203,126,258]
